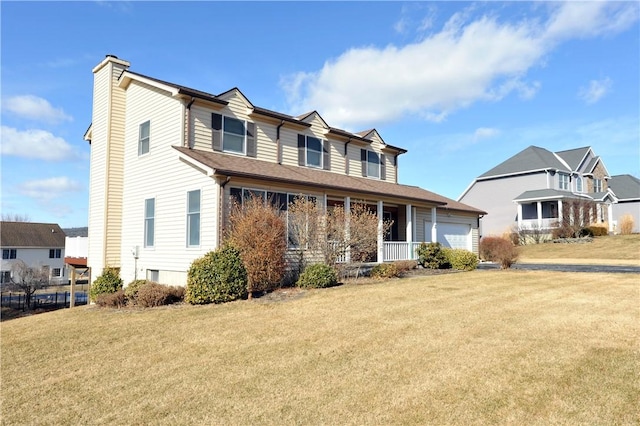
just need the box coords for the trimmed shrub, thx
[417,242,449,269]
[297,263,338,289]
[124,279,147,301]
[370,263,400,279]
[619,214,634,235]
[393,260,418,274]
[90,267,123,302]
[444,249,479,271]
[136,282,183,308]
[479,236,519,269]
[96,289,126,308]
[185,246,247,304]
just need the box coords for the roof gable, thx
[1,222,66,248]
[216,87,254,110]
[555,146,591,171]
[297,111,329,130]
[608,174,640,201]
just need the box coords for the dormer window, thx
[212,113,256,157]
[575,176,583,192]
[361,149,386,180]
[297,135,330,170]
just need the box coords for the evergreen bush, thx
[185,246,247,304]
[416,242,449,269]
[297,263,338,289]
[444,249,479,271]
[90,267,123,302]
[370,263,400,279]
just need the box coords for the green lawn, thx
[518,234,640,265]
[2,270,638,425]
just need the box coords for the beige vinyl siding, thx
[119,81,219,286]
[88,59,128,278]
[329,139,346,175]
[280,129,299,167]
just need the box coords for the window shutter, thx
[212,113,222,152]
[246,122,256,157]
[323,140,331,170]
[380,154,386,180]
[297,134,305,166]
[361,149,367,177]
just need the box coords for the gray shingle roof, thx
[479,146,569,179]
[608,174,640,201]
[174,147,485,214]
[555,147,590,170]
[1,222,66,248]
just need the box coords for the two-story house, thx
[0,222,67,285]
[458,145,630,237]
[85,55,485,286]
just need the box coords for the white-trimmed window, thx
[306,136,323,168]
[575,176,583,192]
[52,268,62,277]
[360,149,385,180]
[49,249,61,258]
[144,198,155,247]
[223,116,246,154]
[187,190,201,247]
[138,121,150,156]
[594,178,603,192]
[2,249,16,259]
[559,173,570,190]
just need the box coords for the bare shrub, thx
[554,199,598,238]
[393,260,417,274]
[227,195,287,297]
[479,236,519,269]
[6,260,50,309]
[96,290,127,308]
[136,282,182,308]
[619,214,634,235]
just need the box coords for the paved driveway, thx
[478,262,640,274]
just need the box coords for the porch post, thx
[344,196,351,263]
[558,200,563,224]
[517,203,523,229]
[537,201,543,228]
[608,203,614,233]
[406,204,413,259]
[431,207,437,243]
[377,200,384,263]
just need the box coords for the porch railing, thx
[383,242,422,262]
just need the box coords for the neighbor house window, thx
[138,120,150,156]
[559,173,570,190]
[49,249,61,258]
[521,203,537,220]
[187,190,201,247]
[306,136,323,168]
[144,198,155,247]
[2,249,16,259]
[541,201,558,219]
[594,178,603,192]
[575,177,583,193]
[52,268,62,277]
[1,271,11,284]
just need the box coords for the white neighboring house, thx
[85,55,485,286]
[0,222,67,286]
[608,174,640,233]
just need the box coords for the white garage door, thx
[438,223,470,250]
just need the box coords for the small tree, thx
[554,198,597,238]
[7,260,50,309]
[226,195,287,298]
[479,236,519,269]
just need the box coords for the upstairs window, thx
[186,190,201,247]
[144,198,155,248]
[49,249,61,259]
[2,249,16,259]
[594,178,603,192]
[575,176,583,193]
[212,113,256,157]
[297,135,330,170]
[361,149,386,180]
[138,121,150,156]
[558,173,570,190]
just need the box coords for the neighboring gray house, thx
[0,222,67,285]
[458,146,623,237]
[608,174,640,233]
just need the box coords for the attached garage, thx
[424,221,472,251]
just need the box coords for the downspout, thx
[276,120,285,164]
[344,138,351,174]
[185,97,195,148]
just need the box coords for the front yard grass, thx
[2,270,638,425]
[518,234,640,266]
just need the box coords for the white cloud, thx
[3,95,72,124]
[1,126,77,161]
[18,177,83,202]
[474,127,500,140]
[281,2,638,129]
[578,77,612,105]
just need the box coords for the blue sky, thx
[1,1,639,228]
